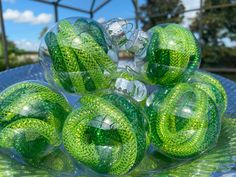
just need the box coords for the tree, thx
[0,40,2,58]
[0,33,26,71]
[139,0,185,31]
[191,0,236,66]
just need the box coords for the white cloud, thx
[14,39,39,51]
[221,37,236,47]
[182,0,201,27]
[3,9,52,25]
[97,17,106,23]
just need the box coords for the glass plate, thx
[0,63,235,177]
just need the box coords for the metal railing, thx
[0,0,236,74]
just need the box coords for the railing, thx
[1,0,236,74]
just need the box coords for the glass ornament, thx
[103,18,133,49]
[63,92,150,175]
[146,82,221,159]
[0,16,233,176]
[0,81,71,162]
[39,17,119,95]
[114,77,147,103]
[112,69,148,103]
[126,23,201,85]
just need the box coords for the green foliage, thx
[0,34,5,70]
[0,33,34,71]
[191,0,236,65]
[139,0,185,31]
[0,42,2,57]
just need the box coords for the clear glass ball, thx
[133,23,201,85]
[63,91,150,175]
[0,81,71,161]
[146,82,221,159]
[39,17,118,95]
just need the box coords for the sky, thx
[1,0,201,51]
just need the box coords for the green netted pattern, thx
[189,71,227,115]
[63,93,148,175]
[0,81,71,160]
[74,18,108,53]
[0,118,61,148]
[45,19,116,94]
[127,117,236,177]
[146,24,201,85]
[147,83,220,158]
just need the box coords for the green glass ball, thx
[146,83,221,159]
[63,92,149,175]
[0,81,71,160]
[40,17,117,95]
[145,23,201,85]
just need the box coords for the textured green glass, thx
[146,83,220,159]
[0,81,71,160]
[74,18,108,53]
[45,19,116,94]
[63,93,149,175]
[146,24,201,85]
[189,71,227,115]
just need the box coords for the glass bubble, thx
[0,81,71,161]
[126,24,201,85]
[63,91,150,175]
[104,18,133,49]
[39,17,118,95]
[146,82,221,159]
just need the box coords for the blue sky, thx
[2,0,200,51]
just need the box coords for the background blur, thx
[0,0,236,80]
